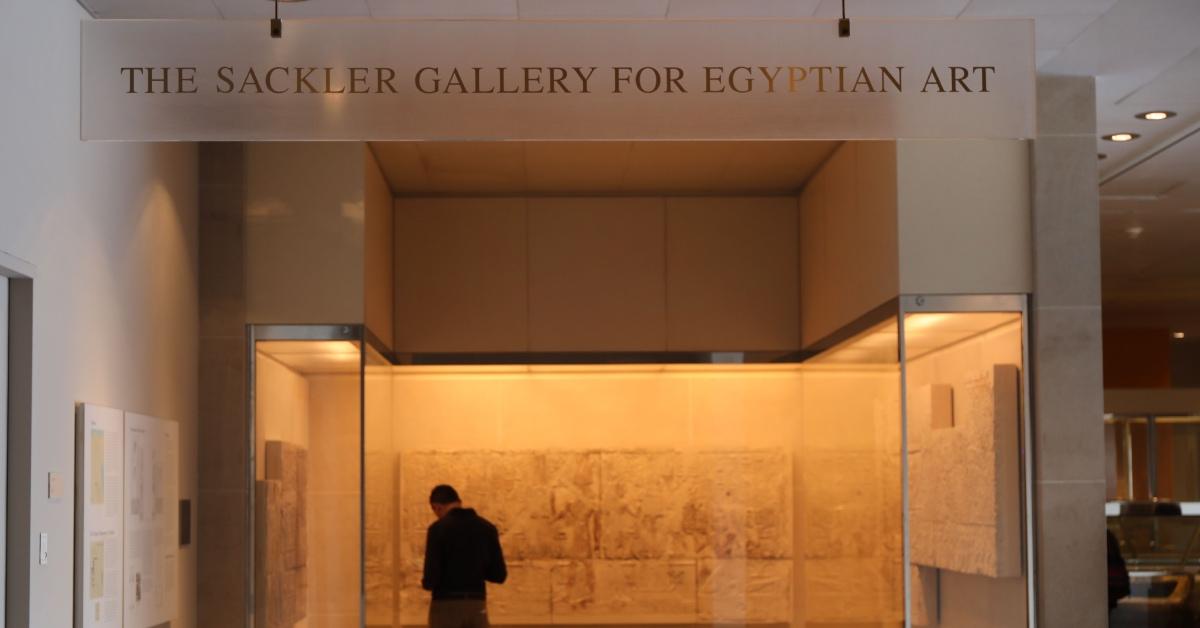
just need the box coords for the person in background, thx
[422,484,507,628]
[1107,528,1130,613]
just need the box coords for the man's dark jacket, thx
[422,508,507,600]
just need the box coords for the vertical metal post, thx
[359,329,367,628]
[246,324,257,628]
[898,302,912,628]
[1019,295,1038,628]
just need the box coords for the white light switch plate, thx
[39,533,49,565]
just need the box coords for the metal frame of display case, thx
[897,294,1037,628]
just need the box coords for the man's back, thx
[422,507,507,599]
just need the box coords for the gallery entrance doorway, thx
[240,140,1036,628]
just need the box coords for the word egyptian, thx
[119,64,999,95]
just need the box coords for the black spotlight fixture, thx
[839,0,851,38]
[271,0,282,38]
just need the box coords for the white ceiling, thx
[77,0,1200,330]
[369,141,840,196]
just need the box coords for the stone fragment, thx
[599,451,695,559]
[802,451,883,560]
[697,559,792,623]
[545,452,600,559]
[397,448,794,624]
[804,557,902,624]
[692,451,792,559]
[488,560,553,623]
[256,441,309,627]
[552,559,697,622]
[909,365,1022,578]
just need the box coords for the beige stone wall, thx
[244,142,367,326]
[799,142,900,348]
[394,197,801,353]
[895,140,1033,296]
[364,149,395,350]
[372,366,901,627]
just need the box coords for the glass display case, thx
[244,295,1037,628]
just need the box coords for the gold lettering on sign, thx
[120,64,1000,97]
[121,67,199,94]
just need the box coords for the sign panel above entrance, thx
[81,19,1035,141]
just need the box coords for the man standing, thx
[422,485,507,628]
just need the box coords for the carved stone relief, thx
[256,440,308,628]
[390,449,792,625]
[909,365,1022,578]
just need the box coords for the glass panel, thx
[902,309,1030,627]
[360,357,902,627]
[254,337,363,628]
[364,343,396,627]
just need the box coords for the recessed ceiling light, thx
[1174,331,1186,339]
[1125,225,1144,239]
[1103,133,1140,142]
[1136,111,1176,121]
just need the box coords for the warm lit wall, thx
[308,375,365,628]
[896,140,1033,296]
[904,321,1027,628]
[381,365,900,627]
[0,3,199,626]
[394,197,799,353]
[254,353,311,478]
[799,142,899,348]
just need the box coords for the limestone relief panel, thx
[390,449,792,625]
[256,441,308,628]
[909,364,1022,578]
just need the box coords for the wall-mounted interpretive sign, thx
[81,19,1034,141]
[74,405,179,628]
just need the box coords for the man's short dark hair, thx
[430,484,460,505]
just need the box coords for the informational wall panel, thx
[123,413,179,628]
[75,404,125,628]
[76,407,179,628]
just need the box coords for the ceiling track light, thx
[1136,111,1176,121]
[1103,132,1140,142]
